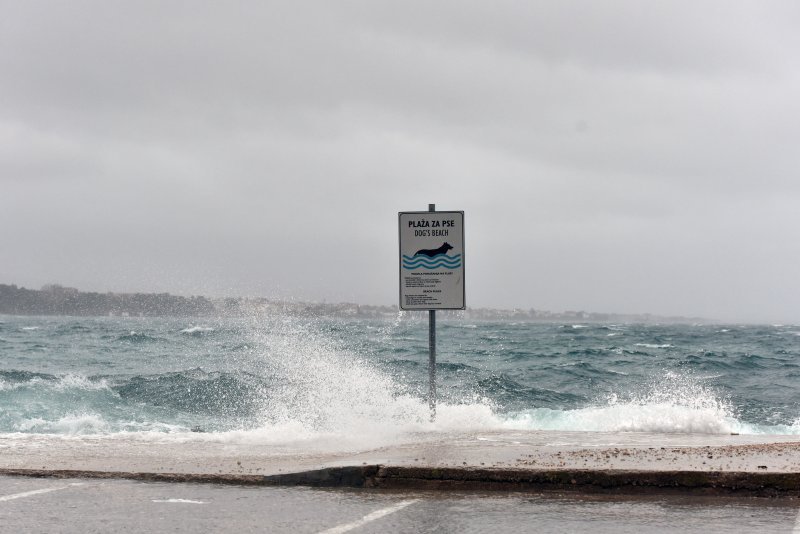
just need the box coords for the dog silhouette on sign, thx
[414,242,453,257]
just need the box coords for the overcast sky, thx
[2,1,800,323]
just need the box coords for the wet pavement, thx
[2,430,800,477]
[2,430,800,498]
[1,476,799,533]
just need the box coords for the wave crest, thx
[502,371,746,435]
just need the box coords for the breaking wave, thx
[2,316,799,446]
[501,370,800,435]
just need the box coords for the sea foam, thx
[16,413,110,435]
[501,371,754,435]
[183,316,505,451]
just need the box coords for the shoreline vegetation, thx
[0,283,705,323]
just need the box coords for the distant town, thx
[0,283,706,323]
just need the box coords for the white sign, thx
[399,211,465,310]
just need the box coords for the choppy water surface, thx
[1,314,799,447]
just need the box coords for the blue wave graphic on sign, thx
[402,253,462,270]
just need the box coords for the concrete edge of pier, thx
[3,465,800,498]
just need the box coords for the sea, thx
[1,314,799,451]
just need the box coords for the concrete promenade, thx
[2,430,800,496]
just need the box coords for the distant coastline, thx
[0,283,707,323]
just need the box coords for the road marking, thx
[0,483,83,502]
[152,499,206,504]
[318,499,419,534]
[793,507,800,534]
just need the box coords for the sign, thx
[399,210,465,310]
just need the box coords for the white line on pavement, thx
[318,499,419,534]
[0,483,83,503]
[793,507,800,534]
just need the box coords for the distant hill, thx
[0,283,706,323]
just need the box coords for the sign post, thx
[399,205,465,421]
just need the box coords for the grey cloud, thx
[2,1,799,322]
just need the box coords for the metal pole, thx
[428,203,436,422]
